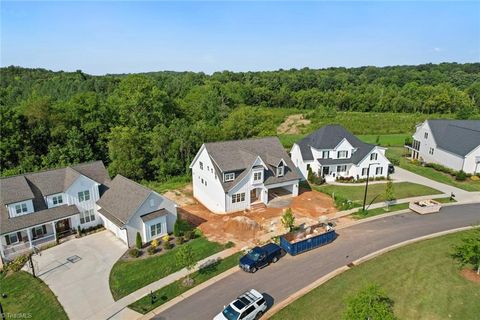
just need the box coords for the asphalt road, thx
[153,203,480,320]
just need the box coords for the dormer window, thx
[253,171,262,182]
[15,203,28,214]
[277,166,284,177]
[52,195,63,205]
[337,151,348,158]
[224,172,235,182]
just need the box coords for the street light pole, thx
[362,162,380,212]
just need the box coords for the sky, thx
[1,1,479,75]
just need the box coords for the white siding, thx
[290,143,312,180]
[7,200,34,218]
[191,147,226,213]
[65,175,101,229]
[356,147,391,179]
[45,193,65,208]
[463,146,480,174]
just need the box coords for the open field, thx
[109,236,225,300]
[0,271,68,319]
[357,133,410,147]
[314,182,442,209]
[129,252,242,314]
[272,229,480,320]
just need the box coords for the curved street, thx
[153,203,480,320]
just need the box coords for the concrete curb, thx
[138,266,240,320]
[263,226,478,319]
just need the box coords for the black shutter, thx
[5,235,10,245]
[17,232,22,241]
[42,225,47,234]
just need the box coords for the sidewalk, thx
[86,247,238,320]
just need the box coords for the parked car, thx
[388,164,395,174]
[239,243,282,273]
[214,289,267,320]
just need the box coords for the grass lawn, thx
[142,175,191,193]
[109,237,226,300]
[352,196,456,219]
[272,229,480,320]
[278,133,306,149]
[314,182,442,209]
[129,252,242,314]
[0,271,68,319]
[357,133,410,147]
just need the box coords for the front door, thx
[56,218,71,233]
[250,189,257,203]
[322,166,330,177]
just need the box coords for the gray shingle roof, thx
[427,120,480,157]
[140,209,169,222]
[96,175,152,226]
[204,137,300,192]
[296,125,375,165]
[0,205,79,234]
[0,176,35,205]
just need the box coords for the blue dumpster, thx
[280,227,336,256]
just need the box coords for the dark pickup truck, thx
[239,243,282,273]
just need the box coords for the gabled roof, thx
[0,161,110,204]
[296,124,375,164]
[427,120,480,157]
[96,175,152,226]
[203,137,300,192]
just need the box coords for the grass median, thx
[109,236,226,300]
[272,229,480,320]
[0,271,68,319]
[128,252,242,314]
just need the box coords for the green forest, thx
[1,63,479,182]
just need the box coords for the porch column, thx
[52,221,57,241]
[27,228,33,248]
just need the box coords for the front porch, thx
[320,164,352,182]
[1,217,74,261]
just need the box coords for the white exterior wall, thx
[7,200,34,218]
[124,192,177,247]
[45,193,65,208]
[65,176,101,229]
[356,147,391,179]
[290,144,311,180]
[464,146,480,174]
[191,147,226,213]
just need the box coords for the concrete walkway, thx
[88,247,238,320]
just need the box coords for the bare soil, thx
[178,190,338,247]
[460,268,480,284]
[163,184,197,206]
[277,114,311,134]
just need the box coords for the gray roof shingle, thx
[296,125,375,165]
[427,120,480,157]
[140,209,169,222]
[0,176,35,205]
[96,175,152,226]
[204,137,300,192]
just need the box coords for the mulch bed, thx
[460,268,480,284]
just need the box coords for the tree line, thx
[1,63,479,181]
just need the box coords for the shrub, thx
[390,158,400,166]
[77,226,82,237]
[343,284,396,320]
[281,208,296,232]
[175,236,184,245]
[136,232,142,249]
[184,230,193,241]
[456,170,467,181]
[147,246,156,255]
[6,254,29,272]
[151,239,159,249]
[174,219,193,237]
[129,248,141,258]
[225,241,235,248]
[163,239,172,250]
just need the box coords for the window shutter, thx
[5,235,10,245]
[32,228,36,237]
[42,225,47,234]
[17,232,22,241]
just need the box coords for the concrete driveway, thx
[29,230,126,320]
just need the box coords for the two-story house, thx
[190,137,300,214]
[0,161,110,262]
[291,125,391,182]
[408,120,480,174]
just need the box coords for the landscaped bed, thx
[0,271,68,320]
[272,229,480,320]
[128,252,242,314]
[109,235,227,300]
[314,182,442,210]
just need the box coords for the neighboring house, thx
[291,125,391,182]
[96,175,177,247]
[0,161,110,262]
[408,120,480,174]
[190,137,300,214]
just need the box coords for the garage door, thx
[99,213,128,245]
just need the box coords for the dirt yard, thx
[163,184,197,206]
[176,189,339,247]
[277,114,311,134]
